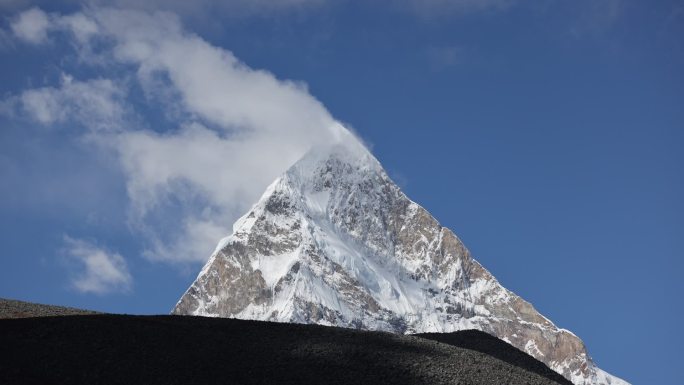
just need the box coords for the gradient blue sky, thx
[1,1,683,384]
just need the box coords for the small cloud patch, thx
[63,236,132,294]
[11,7,51,45]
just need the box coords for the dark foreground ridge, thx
[416,330,571,384]
[1,311,571,385]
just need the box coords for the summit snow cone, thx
[173,134,627,385]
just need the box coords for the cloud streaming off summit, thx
[2,1,682,385]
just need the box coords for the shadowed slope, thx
[0,314,571,385]
[416,330,572,384]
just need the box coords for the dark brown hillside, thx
[0,298,100,319]
[417,329,572,384]
[0,308,571,385]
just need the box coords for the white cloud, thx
[56,12,100,44]
[90,8,336,136]
[4,7,350,265]
[110,122,322,263]
[16,74,128,130]
[82,8,346,263]
[63,236,132,294]
[11,7,50,44]
[142,214,230,264]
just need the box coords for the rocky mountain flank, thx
[173,135,627,385]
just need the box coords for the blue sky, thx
[1,1,682,384]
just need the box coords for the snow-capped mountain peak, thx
[173,134,628,385]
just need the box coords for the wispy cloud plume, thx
[4,6,346,265]
[63,236,132,294]
[10,74,128,129]
[3,1,516,270]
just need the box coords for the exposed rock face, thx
[173,138,627,385]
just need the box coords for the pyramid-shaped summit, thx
[173,133,627,385]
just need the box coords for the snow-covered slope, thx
[173,133,628,385]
